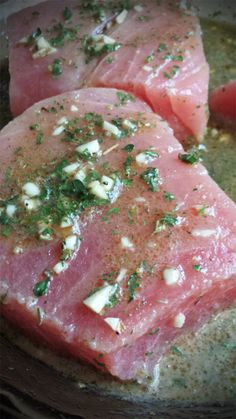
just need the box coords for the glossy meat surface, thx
[0,87,235,380]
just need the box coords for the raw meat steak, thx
[7,0,209,143]
[0,87,235,380]
[209,81,236,127]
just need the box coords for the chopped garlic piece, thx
[163,268,180,285]
[70,105,79,112]
[116,9,128,24]
[103,120,121,137]
[38,221,53,241]
[63,162,80,175]
[22,182,40,197]
[32,36,57,58]
[191,228,217,238]
[93,34,116,45]
[64,235,80,251]
[173,312,186,328]
[6,204,16,218]
[21,195,40,211]
[101,175,114,191]
[88,180,108,200]
[134,196,146,202]
[52,125,65,136]
[134,5,143,12]
[76,139,100,156]
[122,119,137,131]
[83,284,116,314]
[121,236,134,250]
[13,246,24,255]
[60,215,74,228]
[53,261,68,274]
[116,268,127,283]
[104,317,124,333]
[143,65,153,72]
[57,116,68,125]
[135,151,158,166]
[74,169,86,182]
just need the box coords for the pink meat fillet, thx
[0,87,235,381]
[8,0,209,143]
[209,80,236,128]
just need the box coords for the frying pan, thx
[0,1,236,418]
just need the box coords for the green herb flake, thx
[140,167,159,192]
[63,6,72,20]
[172,55,183,62]
[116,91,135,105]
[128,272,140,301]
[84,36,120,63]
[123,144,134,153]
[30,123,40,131]
[157,42,167,52]
[155,212,178,233]
[192,264,202,272]
[171,345,185,356]
[163,191,175,201]
[172,65,180,76]
[145,351,153,357]
[222,342,236,350]
[50,58,63,77]
[33,278,51,297]
[1,225,12,238]
[145,53,154,63]
[107,207,120,216]
[50,23,77,47]
[163,71,171,79]
[178,149,200,164]
[172,377,187,388]
[106,56,114,64]
[122,178,133,187]
[144,150,159,158]
[24,27,42,46]
[124,156,134,177]
[36,131,43,144]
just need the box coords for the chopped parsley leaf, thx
[128,272,140,301]
[192,264,202,272]
[171,345,185,356]
[36,132,43,144]
[140,167,159,191]
[157,42,167,52]
[63,6,72,20]
[116,91,135,105]
[84,36,120,63]
[163,190,175,201]
[124,156,134,177]
[178,148,200,164]
[50,58,63,77]
[50,23,77,47]
[123,144,134,152]
[33,273,51,297]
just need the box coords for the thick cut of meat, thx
[209,81,236,128]
[7,0,105,116]
[8,1,209,143]
[88,1,209,143]
[0,88,235,381]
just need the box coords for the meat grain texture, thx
[8,0,209,143]
[0,88,235,380]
